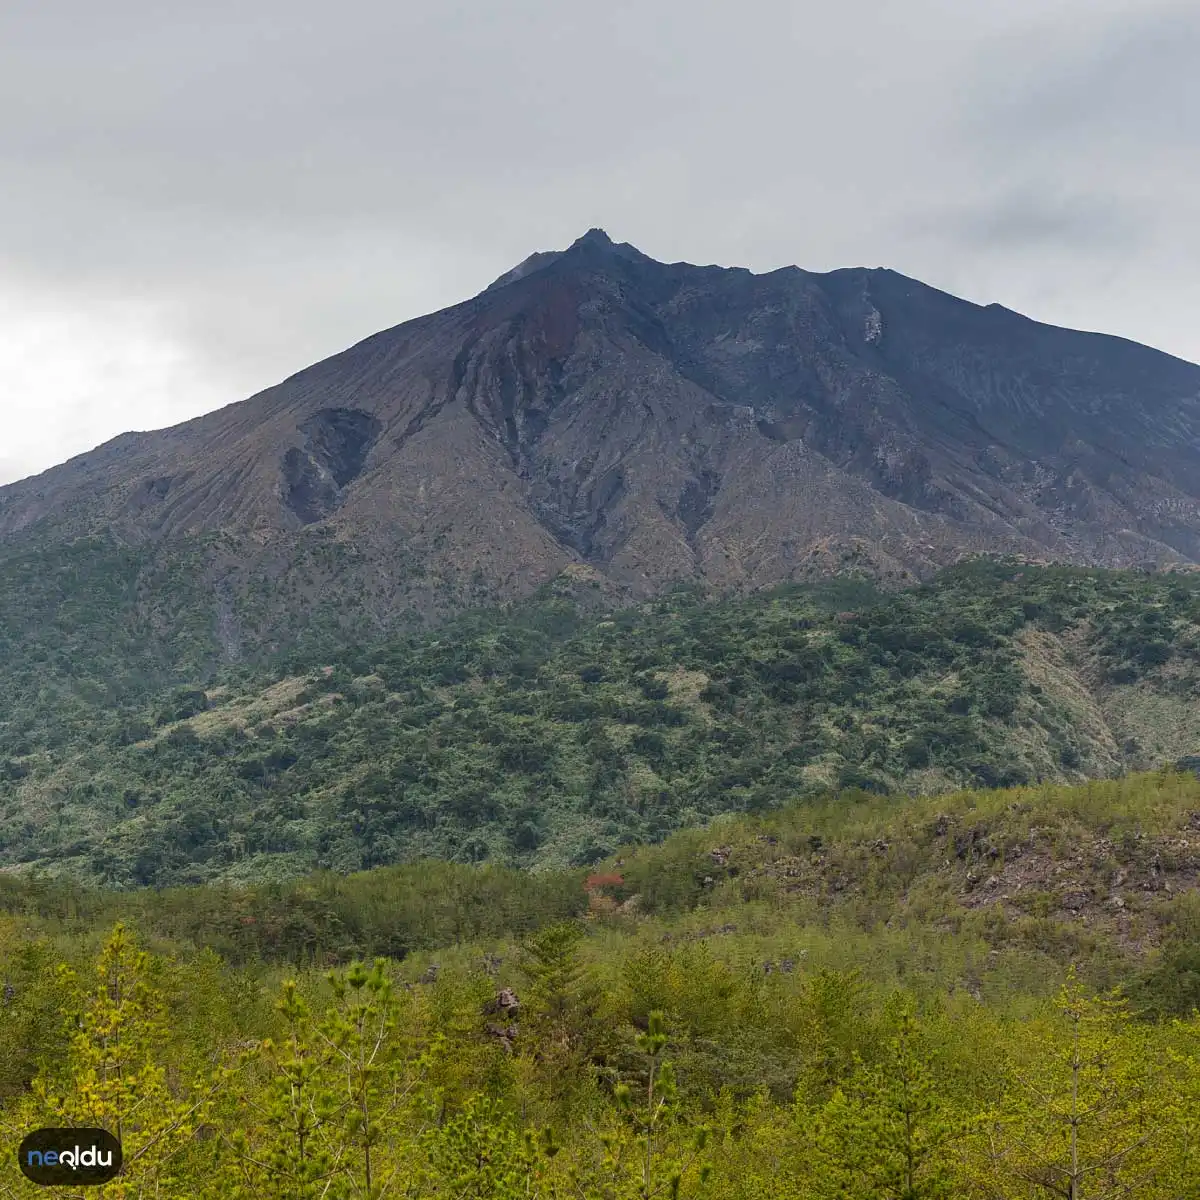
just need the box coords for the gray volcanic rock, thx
[1,228,1199,641]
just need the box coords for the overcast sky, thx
[1,0,1197,485]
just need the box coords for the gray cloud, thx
[966,5,1200,150]
[1,0,1198,482]
[912,192,1141,253]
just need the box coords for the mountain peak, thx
[486,229,645,292]
[3,233,1199,618]
[569,227,615,249]
[558,228,656,272]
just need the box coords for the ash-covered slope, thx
[2,228,1198,640]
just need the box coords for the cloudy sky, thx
[1,0,1197,485]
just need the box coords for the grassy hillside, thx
[4,768,1199,986]
[4,772,1200,1197]
[1,560,1198,887]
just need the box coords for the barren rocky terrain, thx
[1,229,1198,669]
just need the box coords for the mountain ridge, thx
[1,229,1199,664]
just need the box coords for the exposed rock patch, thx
[282,407,381,525]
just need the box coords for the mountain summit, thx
[2,231,1199,652]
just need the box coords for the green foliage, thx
[6,775,1200,1197]
[0,923,227,1198]
[0,926,62,1101]
[802,1001,963,1199]
[0,860,590,968]
[223,980,345,1199]
[2,563,1197,887]
[423,1095,550,1199]
[322,958,421,1199]
[578,1010,711,1200]
[962,971,1166,1198]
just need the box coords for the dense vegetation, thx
[1,560,1197,886]
[4,771,1200,1197]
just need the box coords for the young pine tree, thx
[0,922,225,1200]
[424,1093,561,1199]
[318,958,427,1199]
[803,999,964,1200]
[587,1010,711,1200]
[966,968,1162,1200]
[518,922,604,1118]
[220,979,345,1200]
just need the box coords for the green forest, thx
[2,556,1199,1195]
[1,560,1198,887]
[5,769,1200,1197]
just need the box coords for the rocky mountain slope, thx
[1,229,1198,669]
